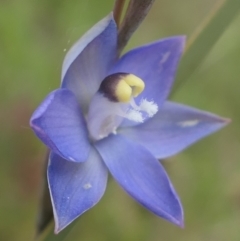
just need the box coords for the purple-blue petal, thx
[95,134,183,226]
[120,101,230,159]
[109,36,185,107]
[48,150,108,233]
[30,89,90,162]
[61,13,117,113]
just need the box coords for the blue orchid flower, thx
[30,13,229,233]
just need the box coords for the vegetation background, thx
[0,0,239,240]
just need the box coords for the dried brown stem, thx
[113,0,127,28]
[117,0,155,55]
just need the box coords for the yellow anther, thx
[115,74,145,103]
[115,80,132,102]
[124,74,145,97]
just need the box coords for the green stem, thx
[36,221,75,241]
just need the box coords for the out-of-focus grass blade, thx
[172,0,240,94]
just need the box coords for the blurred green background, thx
[0,0,240,240]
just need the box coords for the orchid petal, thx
[48,150,108,233]
[95,135,183,227]
[30,89,90,162]
[109,36,185,107]
[120,101,230,159]
[62,13,117,113]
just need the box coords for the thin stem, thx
[113,0,127,28]
[35,149,53,238]
[117,0,155,55]
[40,222,75,241]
